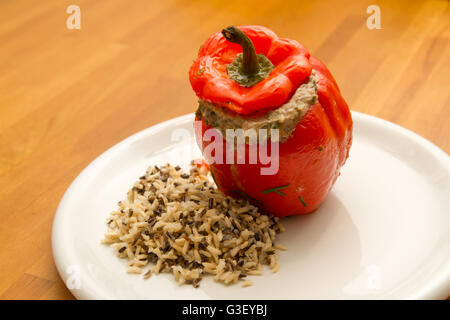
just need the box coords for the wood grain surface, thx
[0,0,448,300]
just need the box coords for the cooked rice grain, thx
[102,162,285,287]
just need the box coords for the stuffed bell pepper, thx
[189,25,352,217]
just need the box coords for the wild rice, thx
[102,162,285,287]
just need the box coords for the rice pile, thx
[102,162,285,287]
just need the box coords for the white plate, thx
[52,111,450,300]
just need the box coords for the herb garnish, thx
[298,196,307,207]
[196,67,205,75]
[263,184,289,196]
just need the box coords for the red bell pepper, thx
[189,25,312,115]
[190,26,352,217]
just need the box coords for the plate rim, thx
[51,111,450,300]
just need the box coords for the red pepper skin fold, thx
[194,57,353,217]
[189,25,312,114]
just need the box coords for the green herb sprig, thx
[298,196,307,207]
[263,184,289,197]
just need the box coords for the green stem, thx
[222,26,259,76]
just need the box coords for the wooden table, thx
[0,0,448,300]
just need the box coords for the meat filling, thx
[195,73,318,143]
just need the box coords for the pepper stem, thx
[222,26,259,76]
